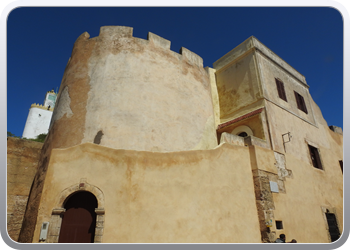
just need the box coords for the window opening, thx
[308,145,323,170]
[294,91,308,113]
[276,221,283,230]
[325,212,340,242]
[275,78,287,102]
[339,160,343,174]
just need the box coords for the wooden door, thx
[58,191,97,243]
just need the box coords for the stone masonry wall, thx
[7,137,43,241]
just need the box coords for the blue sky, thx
[7,7,343,137]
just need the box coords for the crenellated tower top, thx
[83,26,204,68]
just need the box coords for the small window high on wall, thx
[294,91,308,114]
[275,78,287,102]
[308,145,323,170]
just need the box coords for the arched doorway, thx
[58,191,98,243]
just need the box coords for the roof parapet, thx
[180,47,203,68]
[148,32,171,49]
[99,26,133,39]
[89,26,203,68]
[30,103,54,111]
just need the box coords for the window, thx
[339,160,343,174]
[325,212,340,242]
[294,91,308,113]
[276,221,283,230]
[275,78,287,101]
[308,145,323,170]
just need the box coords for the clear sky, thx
[7,7,343,137]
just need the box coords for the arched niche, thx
[231,125,253,137]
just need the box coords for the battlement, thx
[87,26,204,68]
[46,90,56,94]
[30,103,54,111]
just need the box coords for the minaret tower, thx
[22,90,57,139]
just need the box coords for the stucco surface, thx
[79,26,216,152]
[259,95,343,243]
[215,52,261,120]
[256,52,316,126]
[49,26,217,153]
[271,152,343,243]
[33,142,261,243]
[22,108,53,139]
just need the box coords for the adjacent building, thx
[22,90,57,139]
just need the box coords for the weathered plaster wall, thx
[33,143,261,243]
[213,36,255,71]
[215,52,262,122]
[7,137,43,241]
[205,67,220,128]
[256,51,316,127]
[265,96,339,158]
[256,97,343,242]
[270,150,343,243]
[50,26,217,152]
[252,37,306,86]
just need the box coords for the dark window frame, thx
[308,144,323,170]
[275,78,287,102]
[325,212,341,242]
[294,91,308,114]
[275,220,283,230]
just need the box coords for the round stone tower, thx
[19,27,218,242]
[49,26,217,152]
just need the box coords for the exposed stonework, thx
[329,125,343,135]
[7,137,43,241]
[252,169,276,242]
[250,151,293,242]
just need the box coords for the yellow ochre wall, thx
[263,99,343,243]
[33,143,261,243]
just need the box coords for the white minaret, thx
[22,90,57,139]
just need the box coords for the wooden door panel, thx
[58,192,97,243]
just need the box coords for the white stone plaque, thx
[270,181,279,193]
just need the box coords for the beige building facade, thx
[11,26,342,243]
